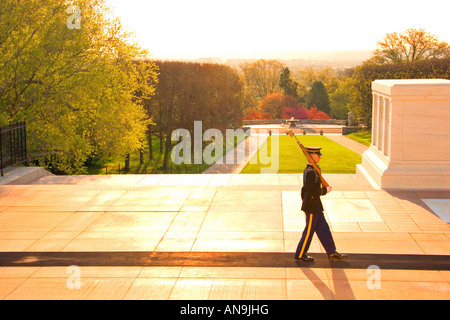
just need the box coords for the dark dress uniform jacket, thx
[301,164,328,214]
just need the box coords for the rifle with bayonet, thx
[282,123,330,188]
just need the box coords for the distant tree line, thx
[240,60,335,121]
[240,28,450,129]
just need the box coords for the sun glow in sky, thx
[106,0,450,60]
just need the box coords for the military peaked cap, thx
[305,147,322,156]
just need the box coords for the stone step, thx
[0,167,54,185]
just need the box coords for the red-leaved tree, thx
[258,93,300,119]
[243,109,273,120]
[281,106,308,119]
[306,106,331,119]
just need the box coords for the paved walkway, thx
[324,134,369,155]
[0,172,449,300]
[203,134,268,174]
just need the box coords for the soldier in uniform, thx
[295,146,347,262]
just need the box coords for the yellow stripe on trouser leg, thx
[298,214,313,259]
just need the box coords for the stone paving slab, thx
[0,173,449,300]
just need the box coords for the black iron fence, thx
[0,122,27,176]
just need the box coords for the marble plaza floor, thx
[0,171,449,300]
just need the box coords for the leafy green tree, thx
[279,67,298,98]
[329,77,353,120]
[0,0,157,174]
[306,81,330,114]
[296,66,338,101]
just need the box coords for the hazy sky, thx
[105,0,450,60]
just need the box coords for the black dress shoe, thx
[295,255,314,262]
[328,251,348,260]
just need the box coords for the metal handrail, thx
[0,122,27,176]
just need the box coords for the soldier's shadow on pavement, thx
[297,261,356,300]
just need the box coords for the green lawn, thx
[87,132,247,174]
[240,135,362,174]
[345,130,372,146]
